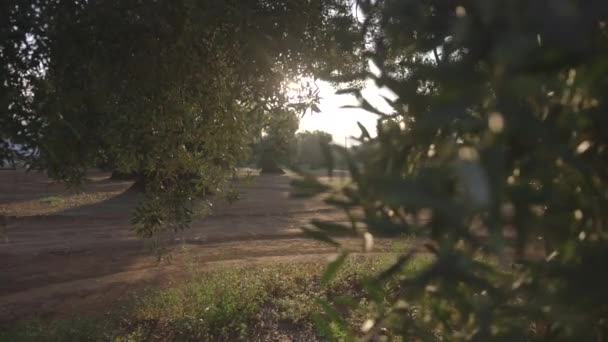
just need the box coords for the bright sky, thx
[297,73,397,146]
[292,0,396,146]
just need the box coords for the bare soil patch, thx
[0,170,382,322]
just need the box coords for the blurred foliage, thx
[300,0,608,340]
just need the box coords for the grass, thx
[2,191,124,217]
[39,195,66,206]
[0,254,431,342]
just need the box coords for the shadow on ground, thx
[0,170,362,322]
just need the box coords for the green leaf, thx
[317,298,343,323]
[334,87,360,95]
[301,227,340,246]
[312,219,352,233]
[357,121,371,140]
[290,176,331,198]
[360,98,387,116]
[322,252,348,284]
[323,197,353,209]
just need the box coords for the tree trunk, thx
[259,148,285,174]
[109,170,148,191]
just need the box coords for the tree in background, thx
[293,130,333,170]
[258,109,299,174]
[302,0,608,340]
[1,0,362,240]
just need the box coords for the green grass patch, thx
[0,254,433,342]
[39,196,66,206]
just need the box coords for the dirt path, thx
[0,170,379,322]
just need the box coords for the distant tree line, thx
[248,129,360,173]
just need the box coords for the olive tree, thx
[305,0,608,340]
[1,0,362,240]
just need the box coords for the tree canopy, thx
[1,0,361,237]
[293,130,333,170]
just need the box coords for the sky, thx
[297,78,397,146]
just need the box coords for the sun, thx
[287,77,397,146]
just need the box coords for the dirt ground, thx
[0,170,381,322]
